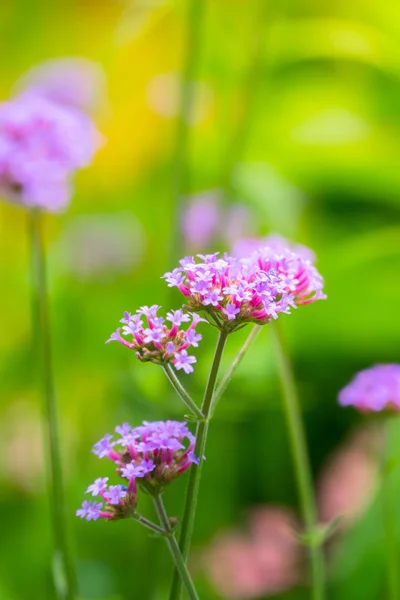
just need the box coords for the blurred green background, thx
[1,0,400,599]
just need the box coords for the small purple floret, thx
[85,477,109,496]
[104,485,127,505]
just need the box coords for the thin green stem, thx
[169,0,206,266]
[382,417,399,600]
[153,496,199,600]
[133,514,167,536]
[163,364,204,420]
[270,322,324,600]
[210,325,261,416]
[169,330,228,600]
[28,209,76,600]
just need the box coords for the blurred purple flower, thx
[14,57,107,113]
[338,364,400,412]
[181,190,254,251]
[181,191,221,249]
[0,92,103,212]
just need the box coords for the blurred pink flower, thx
[317,426,380,526]
[203,505,301,598]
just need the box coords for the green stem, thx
[270,322,324,600]
[169,330,228,600]
[133,514,168,536]
[210,325,261,416]
[153,496,199,600]
[169,0,206,265]
[382,417,399,600]
[28,209,76,600]
[163,364,204,420]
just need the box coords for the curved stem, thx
[210,325,261,416]
[270,322,324,600]
[29,209,76,599]
[382,417,399,600]
[163,364,204,420]
[153,496,199,600]
[169,331,228,600]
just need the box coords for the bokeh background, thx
[1,1,400,599]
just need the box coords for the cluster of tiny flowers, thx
[244,244,326,306]
[77,420,198,521]
[163,250,325,331]
[107,305,204,374]
[338,364,400,412]
[0,92,102,211]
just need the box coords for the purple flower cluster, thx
[107,306,204,374]
[0,92,102,211]
[77,420,198,521]
[338,364,400,412]
[244,244,326,306]
[163,250,325,331]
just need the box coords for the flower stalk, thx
[210,325,262,416]
[153,495,199,600]
[382,417,399,600]
[163,364,204,420]
[270,321,324,600]
[169,330,228,600]
[29,208,76,600]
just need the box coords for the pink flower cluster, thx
[0,92,102,211]
[107,306,204,374]
[163,250,325,331]
[77,420,198,521]
[245,244,326,305]
[338,364,400,412]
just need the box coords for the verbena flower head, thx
[77,420,198,521]
[338,364,400,412]
[0,92,102,211]
[107,306,204,374]
[163,248,325,332]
